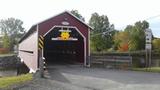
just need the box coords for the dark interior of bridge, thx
[44,27,84,65]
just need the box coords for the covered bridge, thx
[18,11,92,73]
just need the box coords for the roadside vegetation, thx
[0,18,25,55]
[0,53,15,57]
[132,67,160,73]
[0,74,33,89]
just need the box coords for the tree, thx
[70,10,85,21]
[114,31,129,52]
[2,32,10,49]
[152,38,160,52]
[124,20,149,51]
[0,18,25,50]
[89,13,115,52]
[113,20,149,52]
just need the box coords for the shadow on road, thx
[45,65,71,83]
[45,65,160,85]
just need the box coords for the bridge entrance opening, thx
[44,26,85,65]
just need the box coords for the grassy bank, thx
[0,74,33,89]
[132,67,160,73]
[0,53,15,57]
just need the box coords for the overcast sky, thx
[0,0,159,37]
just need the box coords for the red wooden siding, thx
[38,12,89,58]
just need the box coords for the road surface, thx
[17,65,160,90]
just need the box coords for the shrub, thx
[0,48,9,54]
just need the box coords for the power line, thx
[90,26,115,37]
[146,15,160,20]
[118,14,160,30]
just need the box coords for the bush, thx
[0,48,9,54]
[132,57,146,68]
[132,67,160,73]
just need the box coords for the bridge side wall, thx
[19,30,38,72]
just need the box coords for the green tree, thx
[124,20,149,51]
[0,18,25,50]
[2,33,10,48]
[70,10,85,21]
[152,38,160,52]
[89,13,115,52]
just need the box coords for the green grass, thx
[0,67,16,71]
[132,67,160,73]
[0,53,15,57]
[0,74,33,89]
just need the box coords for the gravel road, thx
[15,65,160,90]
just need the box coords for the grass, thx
[132,67,160,73]
[0,67,17,71]
[0,53,15,57]
[0,74,33,89]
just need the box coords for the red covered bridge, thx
[18,11,92,73]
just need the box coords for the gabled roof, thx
[19,25,37,43]
[34,11,93,29]
[19,11,92,43]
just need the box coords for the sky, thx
[0,0,159,37]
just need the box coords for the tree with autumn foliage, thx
[152,38,160,52]
[114,31,129,52]
[113,20,149,52]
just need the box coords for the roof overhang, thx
[19,11,93,43]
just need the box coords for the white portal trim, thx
[88,28,91,56]
[43,25,87,66]
[37,24,39,69]
[29,68,36,73]
[51,38,78,41]
[59,29,71,32]
[20,58,24,63]
[19,11,92,44]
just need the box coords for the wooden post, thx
[86,56,91,67]
[38,34,44,78]
[145,49,148,68]
[149,49,152,67]
[145,28,152,68]
[39,57,44,77]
